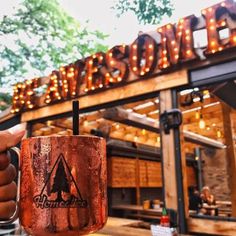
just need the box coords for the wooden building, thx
[1,1,236,235]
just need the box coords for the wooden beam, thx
[180,96,218,112]
[134,103,157,115]
[103,107,159,133]
[20,69,188,122]
[182,103,221,120]
[183,130,226,149]
[188,218,236,235]
[0,107,15,123]
[221,103,236,217]
[104,107,226,149]
[159,89,177,210]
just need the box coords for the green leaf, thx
[112,0,174,25]
[0,0,109,107]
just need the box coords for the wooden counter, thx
[2,217,150,236]
[95,217,192,236]
[94,217,152,236]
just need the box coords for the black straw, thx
[72,100,79,135]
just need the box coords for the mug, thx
[0,135,107,235]
[143,200,151,210]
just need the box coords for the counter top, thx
[0,217,151,236]
[94,217,151,236]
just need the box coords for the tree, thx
[0,0,108,89]
[0,93,11,111]
[112,0,174,25]
[51,158,70,202]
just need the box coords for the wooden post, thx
[159,89,178,210]
[221,103,236,217]
[179,124,190,218]
[160,89,188,233]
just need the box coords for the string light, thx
[199,117,206,129]
[217,129,222,138]
[195,110,200,119]
[134,135,138,142]
[221,21,226,27]
[199,109,205,129]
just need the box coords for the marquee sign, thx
[11,0,236,113]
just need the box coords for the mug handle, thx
[0,147,21,225]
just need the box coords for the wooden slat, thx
[107,157,136,187]
[127,213,161,220]
[188,218,236,235]
[108,157,163,188]
[139,160,148,187]
[139,160,162,187]
[146,161,162,187]
[135,157,141,205]
[108,157,196,188]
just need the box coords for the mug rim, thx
[22,134,105,143]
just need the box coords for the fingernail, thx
[8,124,26,136]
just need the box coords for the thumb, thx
[0,124,25,152]
[8,124,26,137]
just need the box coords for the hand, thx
[206,195,214,205]
[0,125,25,220]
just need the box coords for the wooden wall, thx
[107,156,196,188]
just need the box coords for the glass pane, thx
[178,80,236,218]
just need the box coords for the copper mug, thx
[0,135,107,235]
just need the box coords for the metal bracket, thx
[160,109,182,134]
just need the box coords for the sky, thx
[0,0,222,93]
[0,0,224,51]
[59,0,221,47]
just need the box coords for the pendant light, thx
[199,108,205,129]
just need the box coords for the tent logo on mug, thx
[33,153,88,209]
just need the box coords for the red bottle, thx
[160,207,170,227]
